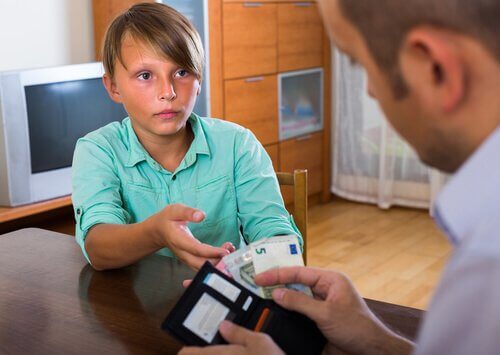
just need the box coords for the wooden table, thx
[0,229,423,354]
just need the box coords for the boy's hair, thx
[338,0,500,98]
[102,2,204,81]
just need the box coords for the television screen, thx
[25,78,127,174]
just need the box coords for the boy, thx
[72,3,300,271]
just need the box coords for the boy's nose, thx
[159,91,177,101]
[158,80,176,101]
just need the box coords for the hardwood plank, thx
[308,198,452,309]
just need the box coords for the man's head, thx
[318,0,500,173]
[102,2,204,82]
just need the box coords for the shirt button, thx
[76,208,81,215]
[172,175,177,181]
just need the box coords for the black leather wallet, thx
[162,261,326,355]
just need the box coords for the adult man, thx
[181,0,500,353]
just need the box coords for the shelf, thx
[0,196,72,224]
[279,68,323,140]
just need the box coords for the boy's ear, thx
[102,74,123,103]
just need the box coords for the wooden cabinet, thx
[264,144,279,171]
[223,3,277,79]
[224,75,278,145]
[218,0,329,203]
[278,3,323,72]
[279,132,323,204]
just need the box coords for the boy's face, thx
[103,35,200,141]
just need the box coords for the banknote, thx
[216,235,312,299]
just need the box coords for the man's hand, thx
[150,204,229,270]
[179,320,284,355]
[255,267,414,355]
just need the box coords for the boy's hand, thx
[179,320,284,355]
[151,204,229,270]
[255,267,414,355]
[182,241,235,288]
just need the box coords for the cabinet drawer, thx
[225,75,278,145]
[223,3,277,79]
[264,143,279,172]
[278,3,323,72]
[279,132,323,204]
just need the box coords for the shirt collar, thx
[434,126,500,245]
[188,113,211,157]
[124,113,211,168]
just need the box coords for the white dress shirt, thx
[414,126,500,355]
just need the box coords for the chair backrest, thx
[276,169,308,265]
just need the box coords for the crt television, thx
[0,62,127,206]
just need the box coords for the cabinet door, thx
[278,2,323,72]
[223,3,277,79]
[225,75,278,145]
[279,132,323,204]
[264,143,279,172]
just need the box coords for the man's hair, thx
[338,0,500,98]
[102,2,204,81]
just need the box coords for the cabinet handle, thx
[296,134,313,141]
[245,76,264,83]
[243,2,263,7]
[294,2,312,7]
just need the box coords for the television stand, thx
[0,196,75,236]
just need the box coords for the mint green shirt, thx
[72,114,300,262]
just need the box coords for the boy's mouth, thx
[155,110,179,119]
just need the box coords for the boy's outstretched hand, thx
[151,203,230,270]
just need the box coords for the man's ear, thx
[400,27,466,113]
[102,74,123,103]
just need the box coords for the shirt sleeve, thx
[72,138,131,263]
[233,128,302,246]
[414,252,500,355]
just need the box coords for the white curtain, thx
[332,50,447,210]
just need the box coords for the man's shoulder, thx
[465,213,500,257]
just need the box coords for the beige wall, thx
[0,0,94,71]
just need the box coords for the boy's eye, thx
[138,72,151,80]
[175,69,188,78]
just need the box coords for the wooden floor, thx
[308,198,452,310]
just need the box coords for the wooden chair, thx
[276,169,308,265]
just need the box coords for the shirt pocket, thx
[194,175,236,227]
[123,180,167,222]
